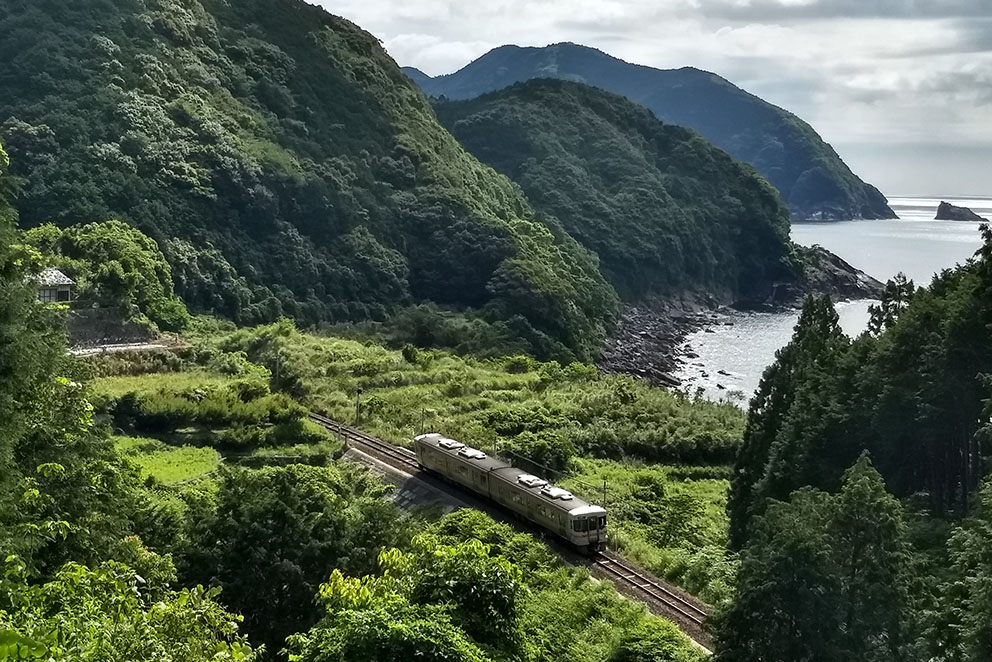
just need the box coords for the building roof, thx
[38,267,75,286]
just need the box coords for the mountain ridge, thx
[405,43,896,222]
[432,78,797,303]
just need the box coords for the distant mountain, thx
[0,0,616,361]
[434,79,796,303]
[402,66,432,86]
[404,44,896,221]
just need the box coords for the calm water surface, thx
[675,196,992,404]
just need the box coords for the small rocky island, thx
[935,201,988,223]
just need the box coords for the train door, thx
[587,515,607,548]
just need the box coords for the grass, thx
[114,436,221,485]
[565,458,730,546]
[563,458,737,607]
[92,371,235,400]
[210,321,746,466]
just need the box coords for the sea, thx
[674,196,992,404]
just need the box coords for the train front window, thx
[599,516,607,529]
[573,519,587,533]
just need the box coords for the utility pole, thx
[355,388,363,427]
[602,479,607,509]
[420,408,426,435]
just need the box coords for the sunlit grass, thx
[92,371,235,399]
[114,436,221,485]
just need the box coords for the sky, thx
[316,0,992,197]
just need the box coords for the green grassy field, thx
[212,322,745,467]
[92,371,236,399]
[113,436,221,485]
[564,458,736,605]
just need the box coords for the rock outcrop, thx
[936,201,988,223]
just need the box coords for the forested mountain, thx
[434,80,796,302]
[407,43,895,221]
[0,0,617,362]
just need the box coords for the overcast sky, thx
[319,0,991,196]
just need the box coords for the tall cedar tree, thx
[716,457,910,662]
[727,295,848,550]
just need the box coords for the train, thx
[413,432,608,552]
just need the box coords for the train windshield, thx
[599,515,607,529]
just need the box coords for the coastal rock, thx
[766,246,884,306]
[935,201,988,223]
[596,294,717,388]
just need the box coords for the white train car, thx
[414,432,607,552]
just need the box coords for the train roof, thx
[415,433,606,516]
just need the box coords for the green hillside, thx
[407,43,895,221]
[0,0,615,361]
[434,79,797,302]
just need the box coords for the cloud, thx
[696,0,992,21]
[310,0,992,194]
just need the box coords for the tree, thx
[829,456,910,661]
[400,537,524,655]
[939,480,992,662]
[180,464,409,656]
[0,556,257,661]
[868,272,916,335]
[286,569,491,662]
[728,295,848,550]
[287,535,525,662]
[717,489,843,662]
[23,220,191,331]
[1,141,138,576]
[716,457,910,662]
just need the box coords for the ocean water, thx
[674,196,992,404]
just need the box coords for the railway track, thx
[308,412,421,472]
[593,549,710,628]
[308,412,713,647]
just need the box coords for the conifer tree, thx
[718,457,910,662]
[728,295,847,549]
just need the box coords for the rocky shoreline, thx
[597,294,728,388]
[598,249,884,389]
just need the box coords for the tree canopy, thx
[0,0,617,361]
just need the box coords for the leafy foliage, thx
[179,464,411,655]
[0,139,258,659]
[0,558,257,661]
[289,511,705,662]
[0,0,617,361]
[208,320,745,466]
[435,79,797,302]
[410,43,895,220]
[24,220,191,331]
